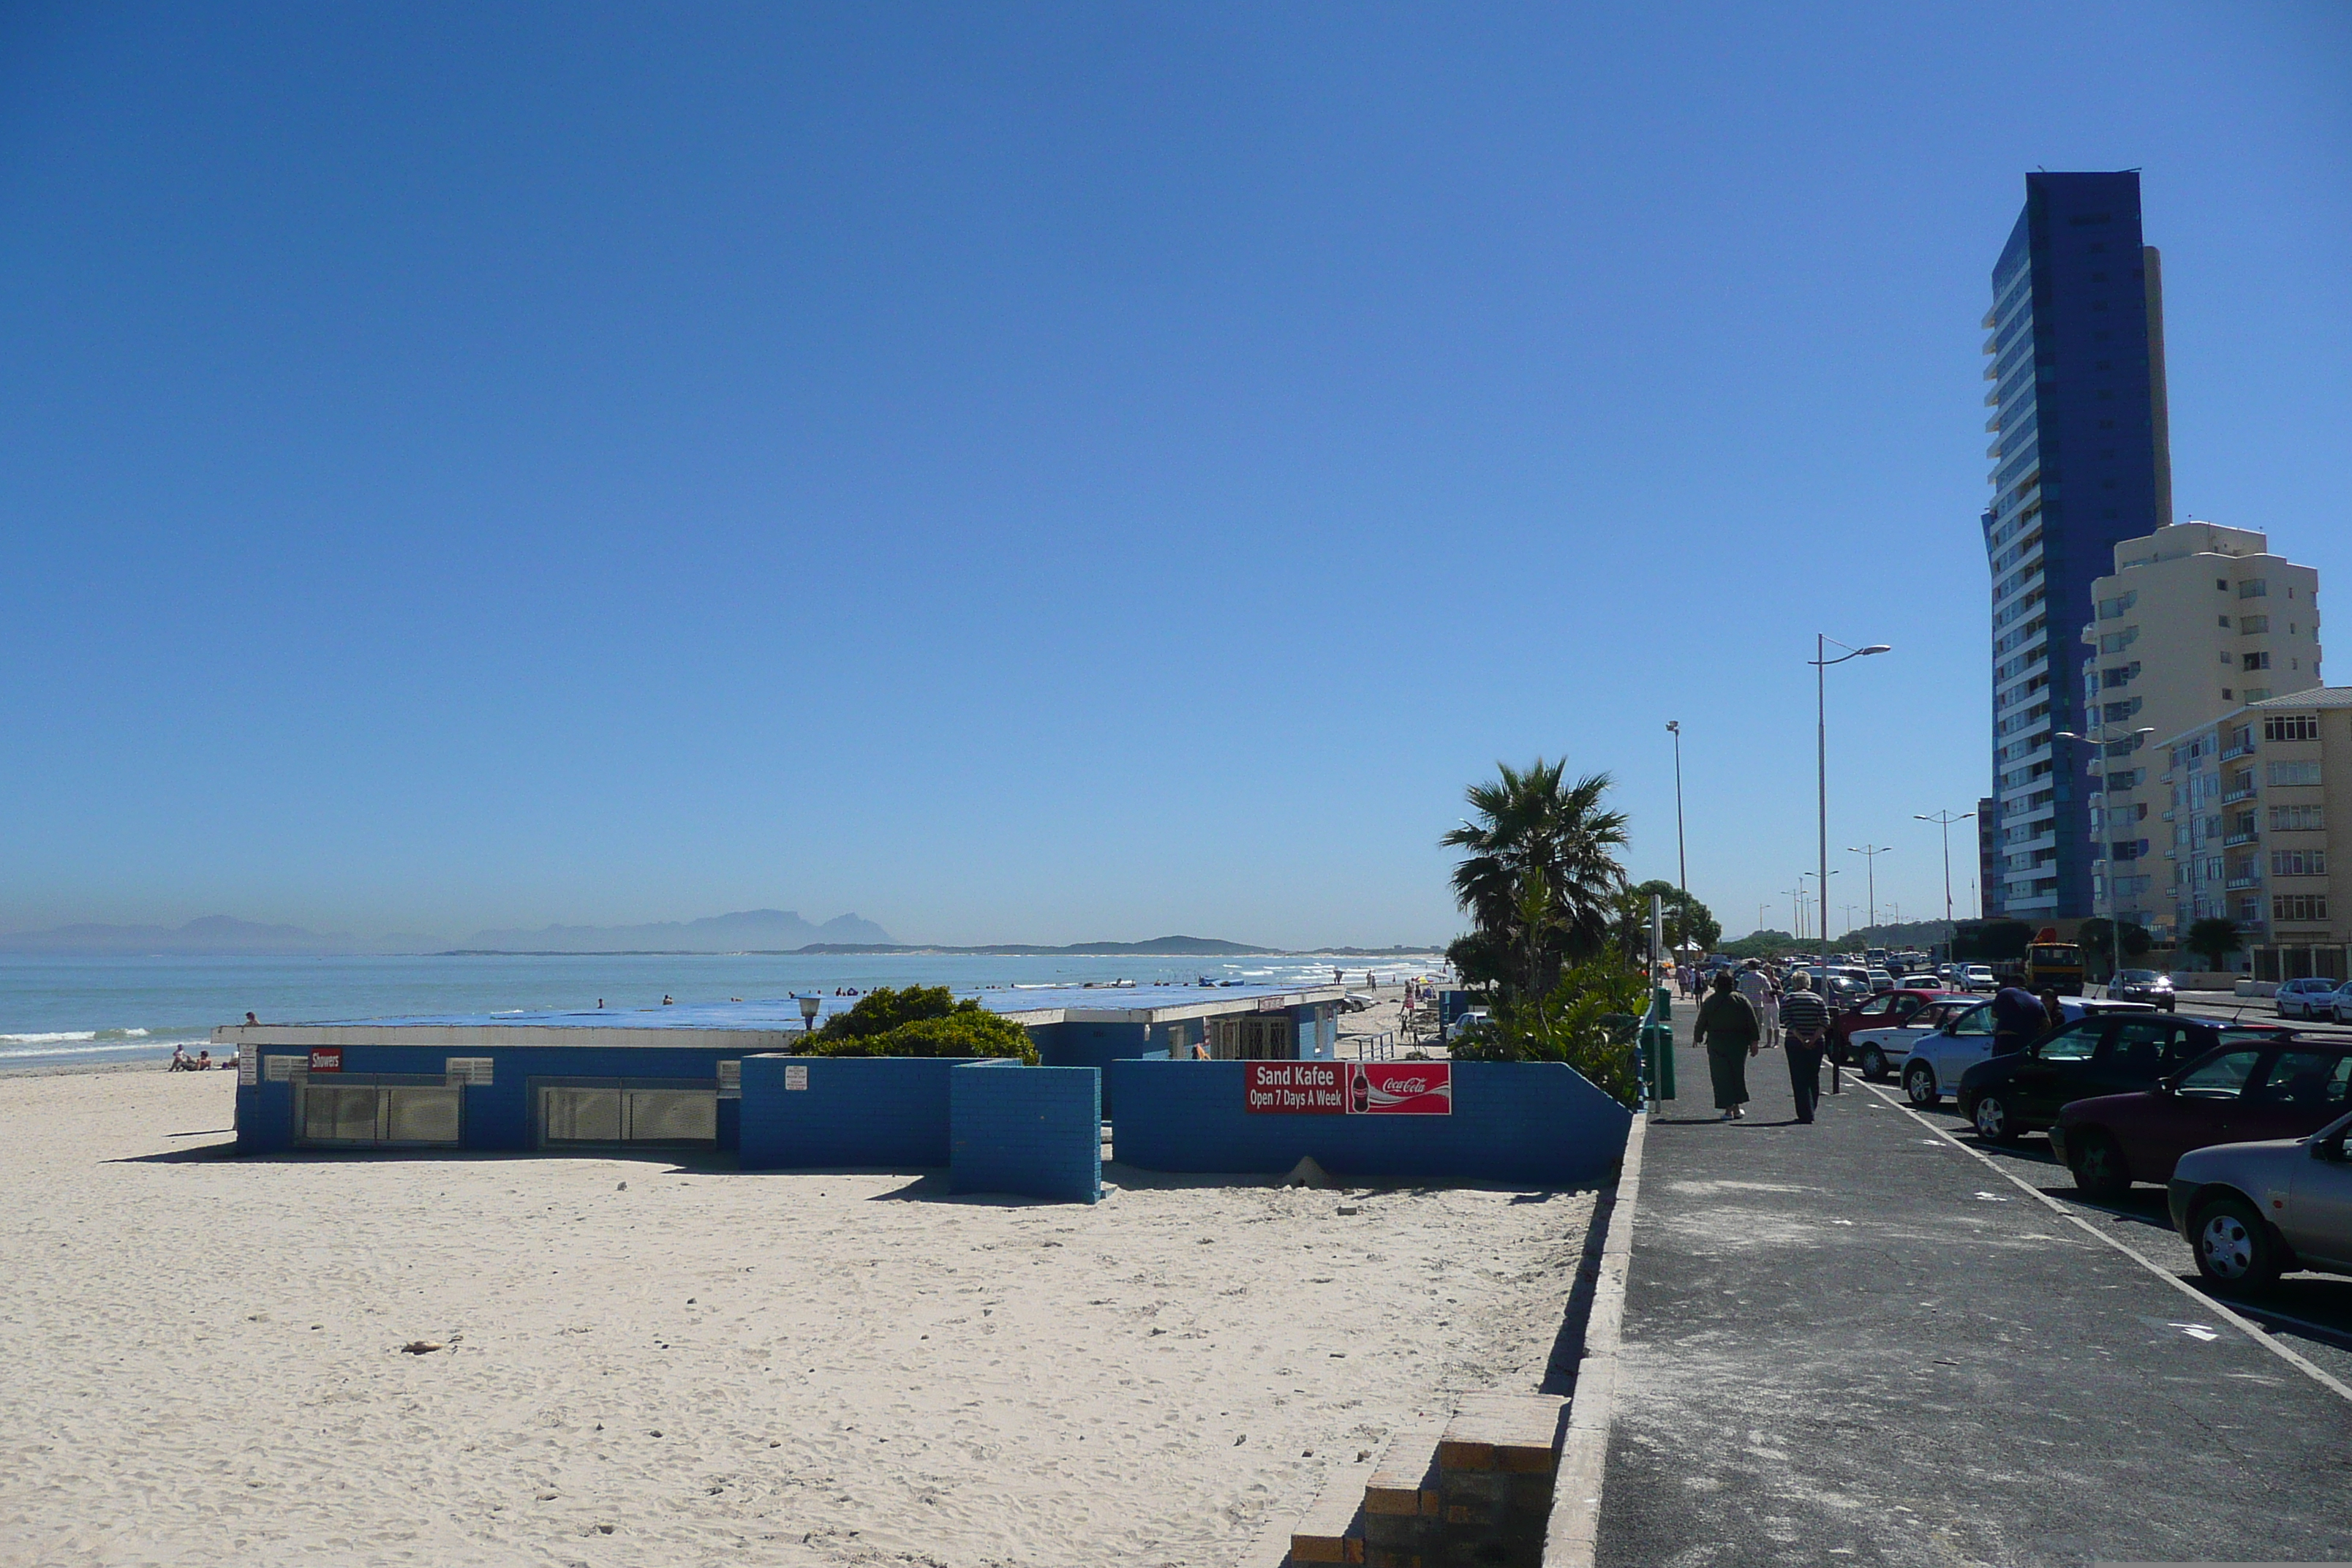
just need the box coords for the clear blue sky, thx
[2,3,2346,947]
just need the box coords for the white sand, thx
[0,1066,1590,1568]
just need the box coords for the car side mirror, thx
[2315,1137,2351,1164]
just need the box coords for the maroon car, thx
[1828,989,1971,1064]
[2051,1039,2352,1198]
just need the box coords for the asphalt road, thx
[1595,1012,2352,1568]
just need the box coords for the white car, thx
[1849,998,1981,1083]
[1444,1009,1491,1044]
[1961,965,1997,992]
[2276,976,2344,1020]
[1898,973,1941,990]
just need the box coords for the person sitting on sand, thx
[170,1044,189,1070]
[195,1049,212,1070]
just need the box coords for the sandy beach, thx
[0,1054,1588,1568]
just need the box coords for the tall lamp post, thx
[1915,810,1975,927]
[2054,723,2156,976]
[1812,635,1889,1093]
[1666,721,1689,964]
[1847,844,1889,937]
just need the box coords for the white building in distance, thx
[2080,520,2321,933]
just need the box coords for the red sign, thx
[308,1048,342,1074]
[1350,1062,1451,1115]
[1245,1060,1346,1114]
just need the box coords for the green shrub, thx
[1450,960,1645,1107]
[801,985,1038,1063]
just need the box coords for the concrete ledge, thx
[1540,1109,1647,1568]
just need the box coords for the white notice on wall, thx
[717,1060,742,1096]
[785,1063,809,1092]
[263,1055,300,1082]
[238,1051,258,1085]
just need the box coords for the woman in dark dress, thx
[1691,970,1761,1120]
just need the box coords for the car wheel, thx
[1972,1093,2020,1145]
[1904,1063,1937,1108]
[2191,1196,2282,1292]
[2067,1128,2130,1199]
[1862,1044,1889,1082]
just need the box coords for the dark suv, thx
[1956,1013,2296,1145]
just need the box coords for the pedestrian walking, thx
[1736,960,1779,1049]
[1692,970,1760,1120]
[1778,973,1833,1124]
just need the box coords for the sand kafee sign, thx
[1245,1061,1451,1115]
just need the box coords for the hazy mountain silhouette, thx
[454,909,894,953]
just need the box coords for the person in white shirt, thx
[1735,960,1780,1049]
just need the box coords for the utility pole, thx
[1914,810,1977,926]
[1666,722,1688,965]
[1847,844,1889,935]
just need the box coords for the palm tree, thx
[1442,760,1629,993]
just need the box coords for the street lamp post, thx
[1914,810,1975,927]
[1847,844,1889,936]
[1666,721,1688,963]
[1811,634,1889,1096]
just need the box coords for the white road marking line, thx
[1851,1076,2352,1406]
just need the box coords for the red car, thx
[1828,989,1973,1064]
[2051,1039,2352,1197]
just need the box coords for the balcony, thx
[2222,744,2255,761]
[2226,878,2261,891]
[2223,788,2258,804]
[2224,832,2260,847]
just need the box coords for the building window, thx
[2244,652,2271,671]
[2239,614,2270,633]
[2240,580,2269,599]
[2271,850,2328,877]
[2265,715,2320,742]
[2267,761,2323,787]
[2270,804,2326,832]
[2273,894,2329,923]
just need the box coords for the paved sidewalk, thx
[1596,1021,2352,1567]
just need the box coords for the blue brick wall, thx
[1036,1021,1148,1116]
[738,1054,962,1169]
[1107,1060,1630,1186]
[950,1061,1101,1203]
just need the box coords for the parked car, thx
[1961,965,1996,992]
[2052,1041,2352,1197]
[1956,1013,2294,1145]
[1899,998,2146,1108]
[1898,973,1941,990]
[1444,1009,1491,1044]
[1828,988,1958,1064]
[2169,1107,2352,1292]
[1847,996,1979,1082]
[1865,968,1896,993]
[2277,976,2346,1020]
[2106,969,2176,1011]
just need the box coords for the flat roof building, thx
[2083,521,2322,935]
[2157,687,2350,981]
[1981,171,2172,921]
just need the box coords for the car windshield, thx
[2175,1049,2262,1099]
[2115,970,2157,984]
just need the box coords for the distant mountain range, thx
[0,913,1441,959]
[451,908,894,953]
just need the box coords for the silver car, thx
[2168,1109,2352,1290]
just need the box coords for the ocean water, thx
[0,951,1441,1071]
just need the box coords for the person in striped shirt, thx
[1777,973,1833,1125]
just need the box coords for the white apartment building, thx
[2081,521,2321,932]
[2157,687,2350,981]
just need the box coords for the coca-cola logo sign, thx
[1349,1062,1451,1115]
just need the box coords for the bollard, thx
[1640,985,1676,1105]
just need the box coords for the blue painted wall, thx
[1107,1060,1631,1186]
[949,1061,1101,1203]
[233,1041,744,1153]
[737,1053,962,1169]
[1036,1021,1147,1115]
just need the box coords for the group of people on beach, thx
[1689,960,1832,1125]
[167,1044,222,1072]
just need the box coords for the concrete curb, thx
[1539,1108,1648,1567]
